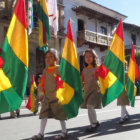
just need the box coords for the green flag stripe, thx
[1,37,28,99]
[126,77,135,107]
[0,88,22,114]
[59,58,83,93]
[102,79,124,107]
[63,91,83,119]
[104,50,125,84]
[37,2,50,39]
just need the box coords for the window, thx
[100,26,107,35]
[131,34,136,45]
[78,19,85,31]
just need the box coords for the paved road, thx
[1,97,140,140]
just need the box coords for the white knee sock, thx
[87,105,97,127]
[88,109,93,125]
[39,118,47,136]
[121,106,128,118]
[60,120,67,133]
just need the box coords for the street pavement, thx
[1,97,140,140]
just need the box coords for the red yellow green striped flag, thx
[37,0,50,52]
[0,0,28,114]
[57,20,83,119]
[126,43,139,107]
[26,75,37,112]
[97,20,125,107]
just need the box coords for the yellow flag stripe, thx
[56,82,74,105]
[0,69,12,92]
[99,71,117,94]
[110,34,125,64]
[7,14,28,67]
[41,0,49,16]
[128,58,135,83]
[62,38,79,72]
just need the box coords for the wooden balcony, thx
[77,30,113,47]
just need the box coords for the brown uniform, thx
[81,67,101,109]
[117,72,129,106]
[39,66,66,120]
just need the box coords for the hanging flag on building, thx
[0,0,28,114]
[47,0,58,37]
[37,0,50,52]
[28,0,34,35]
[57,20,83,119]
[97,20,125,107]
[26,75,37,112]
[126,43,139,107]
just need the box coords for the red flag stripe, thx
[115,19,124,41]
[131,43,139,78]
[14,0,27,29]
[66,20,75,42]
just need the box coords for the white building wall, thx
[63,0,113,63]
[124,29,140,50]
[124,30,132,49]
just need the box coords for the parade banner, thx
[0,0,28,113]
[26,75,37,112]
[126,43,139,107]
[28,0,34,35]
[47,0,58,37]
[58,20,83,119]
[37,0,50,52]
[97,20,125,107]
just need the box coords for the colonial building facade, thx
[123,22,140,54]
[63,0,127,70]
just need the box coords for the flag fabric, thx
[26,75,37,112]
[126,43,139,107]
[47,0,58,37]
[0,0,28,114]
[28,0,34,35]
[37,0,50,52]
[57,20,83,119]
[97,20,125,107]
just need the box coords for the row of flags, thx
[0,0,139,118]
[0,0,83,119]
[97,20,139,107]
[28,0,58,51]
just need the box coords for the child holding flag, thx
[31,49,67,140]
[117,61,130,124]
[81,49,101,133]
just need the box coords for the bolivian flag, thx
[57,20,83,119]
[26,75,37,112]
[37,0,50,52]
[97,20,125,107]
[126,43,139,107]
[0,0,28,114]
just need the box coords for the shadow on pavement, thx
[43,113,140,140]
[21,113,140,140]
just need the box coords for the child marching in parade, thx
[81,49,101,133]
[31,49,67,140]
[117,61,130,124]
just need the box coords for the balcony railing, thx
[77,30,113,47]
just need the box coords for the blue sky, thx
[92,0,140,26]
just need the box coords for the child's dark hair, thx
[83,49,98,67]
[45,48,59,62]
